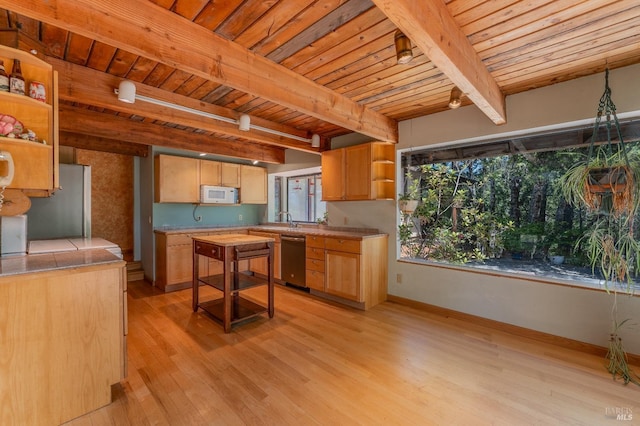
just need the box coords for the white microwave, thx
[200,185,238,204]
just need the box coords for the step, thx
[126,261,144,282]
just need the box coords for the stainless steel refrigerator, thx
[27,163,91,240]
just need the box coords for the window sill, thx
[397,256,640,295]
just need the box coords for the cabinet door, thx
[325,250,361,301]
[200,160,222,186]
[221,163,240,187]
[240,165,267,204]
[321,148,344,201]
[0,46,58,195]
[344,144,371,200]
[1,139,52,190]
[155,155,200,203]
[167,243,193,284]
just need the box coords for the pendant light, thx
[448,86,463,109]
[394,30,413,65]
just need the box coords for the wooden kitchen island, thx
[192,234,274,333]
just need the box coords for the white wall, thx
[333,64,640,354]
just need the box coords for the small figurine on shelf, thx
[19,129,37,142]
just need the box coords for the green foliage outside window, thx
[399,144,640,274]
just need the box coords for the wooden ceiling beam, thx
[60,131,150,157]
[5,0,398,142]
[49,57,321,153]
[59,105,286,164]
[372,0,506,125]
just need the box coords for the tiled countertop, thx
[0,249,124,277]
[154,224,386,239]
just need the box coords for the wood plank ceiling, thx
[0,0,639,163]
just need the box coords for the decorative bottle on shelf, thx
[9,59,25,95]
[0,60,8,92]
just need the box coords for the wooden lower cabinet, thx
[323,235,388,309]
[0,261,126,425]
[249,231,281,280]
[155,232,199,291]
[156,229,388,308]
[326,249,360,300]
[305,235,325,291]
[155,230,249,292]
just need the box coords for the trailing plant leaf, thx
[607,318,640,385]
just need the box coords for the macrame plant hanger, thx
[584,69,634,215]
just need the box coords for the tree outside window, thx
[399,142,640,285]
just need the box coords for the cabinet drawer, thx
[325,237,361,254]
[194,242,223,260]
[306,235,325,248]
[306,269,325,291]
[166,233,195,246]
[306,258,325,272]
[305,246,324,260]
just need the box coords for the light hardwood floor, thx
[66,280,638,425]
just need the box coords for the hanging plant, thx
[559,69,640,386]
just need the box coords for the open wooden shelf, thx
[198,271,266,293]
[198,296,268,325]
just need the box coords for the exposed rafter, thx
[4,0,399,143]
[49,58,319,153]
[372,0,506,125]
[59,105,286,164]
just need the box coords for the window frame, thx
[396,117,640,293]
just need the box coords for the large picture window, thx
[399,121,640,289]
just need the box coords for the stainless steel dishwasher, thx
[280,234,306,288]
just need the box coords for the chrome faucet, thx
[279,211,296,228]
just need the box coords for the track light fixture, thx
[394,30,413,65]
[238,114,250,131]
[448,86,463,109]
[117,79,136,103]
[114,80,321,147]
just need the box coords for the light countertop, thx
[155,224,386,239]
[0,249,124,277]
[192,233,275,246]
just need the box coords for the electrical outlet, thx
[396,273,402,284]
[238,214,243,221]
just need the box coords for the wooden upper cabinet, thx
[0,45,59,195]
[200,160,240,188]
[240,165,267,204]
[200,160,222,186]
[220,163,240,187]
[321,148,344,201]
[154,154,199,203]
[344,143,371,200]
[156,155,267,204]
[322,142,394,201]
